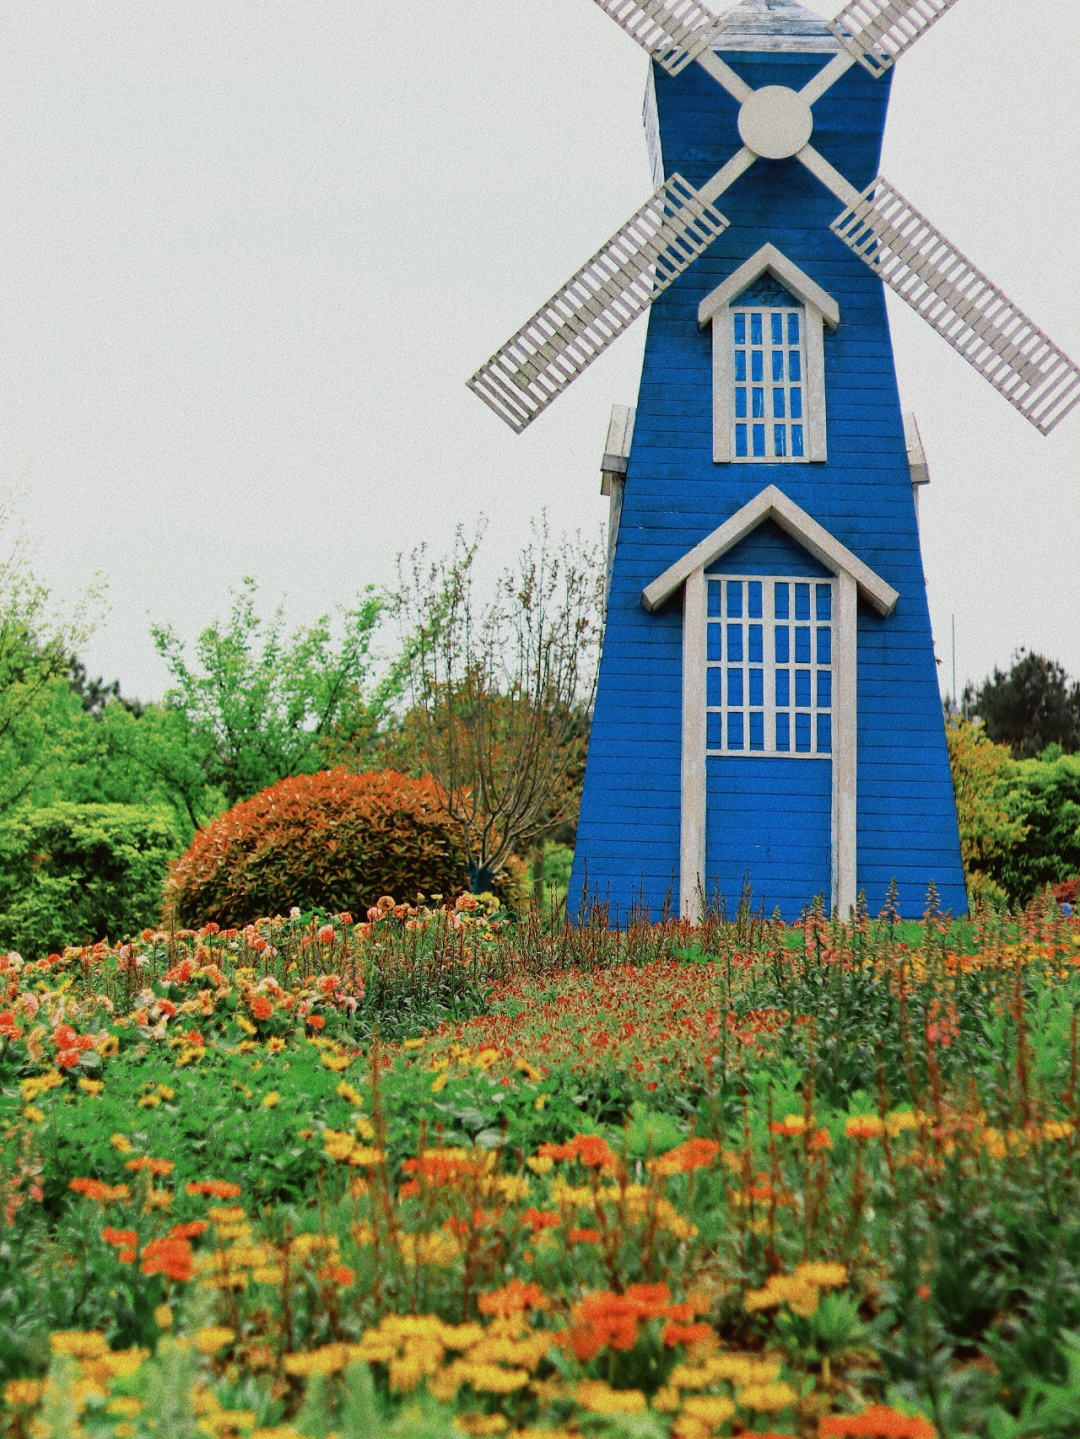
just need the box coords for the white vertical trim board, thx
[834,573,858,918]
[680,568,707,923]
[805,309,828,462]
[712,316,734,464]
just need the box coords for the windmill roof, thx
[715,0,841,53]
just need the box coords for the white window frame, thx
[705,574,835,759]
[699,244,838,466]
[642,486,899,926]
[730,303,810,463]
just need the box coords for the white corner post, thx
[680,568,707,922]
[833,572,858,918]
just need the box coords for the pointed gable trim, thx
[698,244,840,331]
[641,485,898,616]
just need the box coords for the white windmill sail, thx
[468,176,729,433]
[827,0,963,77]
[593,0,733,75]
[832,178,1080,434]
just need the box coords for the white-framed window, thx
[732,293,807,461]
[698,246,837,467]
[705,574,834,758]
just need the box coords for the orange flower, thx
[102,1227,138,1247]
[248,994,273,1021]
[125,1157,175,1177]
[318,1263,354,1286]
[567,1227,601,1245]
[478,1280,551,1317]
[140,1235,194,1282]
[69,1178,131,1203]
[168,1220,209,1240]
[821,1406,935,1439]
[186,1180,242,1199]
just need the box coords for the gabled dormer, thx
[698,244,839,465]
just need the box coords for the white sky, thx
[2,0,1078,704]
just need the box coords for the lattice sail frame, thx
[468,176,729,433]
[832,178,1080,434]
[593,0,731,76]
[827,0,962,77]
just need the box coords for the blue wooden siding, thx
[570,40,967,922]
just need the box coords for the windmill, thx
[467,0,1080,921]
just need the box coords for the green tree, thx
[150,577,392,810]
[395,520,603,892]
[945,719,1027,908]
[965,650,1080,758]
[992,754,1080,903]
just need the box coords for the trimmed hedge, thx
[0,804,182,959]
[161,768,525,928]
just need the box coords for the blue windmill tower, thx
[468,0,1080,921]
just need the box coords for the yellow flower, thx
[49,1330,109,1359]
[154,1305,173,1329]
[282,1345,351,1377]
[23,1105,44,1123]
[682,1394,736,1424]
[194,1326,236,1355]
[78,1078,104,1096]
[526,1156,553,1175]
[795,1261,848,1289]
[138,1094,162,1108]
[4,1378,44,1406]
[262,1092,280,1108]
[336,1080,363,1106]
[107,1397,143,1418]
[575,1380,647,1414]
[431,1071,449,1094]
[111,1133,133,1153]
[454,1415,508,1435]
[737,1380,799,1412]
[321,1053,349,1073]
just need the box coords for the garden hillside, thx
[3,895,1080,1438]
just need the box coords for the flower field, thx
[3,896,1080,1438]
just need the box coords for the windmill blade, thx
[827,0,963,78]
[832,178,1080,433]
[592,0,733,76]
[468,175,729,433]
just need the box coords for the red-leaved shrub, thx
[1051,876,1080,906]
[162,769,492,927]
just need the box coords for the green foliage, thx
[161,768,485,928]
[0,803,181,957]
[946,719,1026,908]
[966,650,1080,758]
[152,576,393,809]
[992,753,1080,904]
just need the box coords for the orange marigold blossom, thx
[140,1235,194,1282]
[102,1227,138,1247]
[69,1178,131,1203]
[478,1279,551,1316]
[186,1180,242,1199]
[820,1406,935,1439]
[125,1157,174,1177]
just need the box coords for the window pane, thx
[791,426,804,457]
[795,584,811,619]
[707,624,723,662]
[727,624,743,662]
[727,668,744,707]
[795,669,811,708]
[817,671,832,709]
[788,312,800,345]
[795,712,811,753]
[749,668,764,706]
[750,313,762,346]
[795,626,811,663]
[707,581,722,617]
[752,424,766,457]
[773,388,786,419]
[816,584,831,620]
[771,312,783,345]
[749,711,765,751]
[708,666,723,706]
[751,350,764,383]
[728,712,744,750]
[776,712,790,751]
[790,387,802,419]
[817,713,832,754]
[735,387,747,418]
[735,424,748,457]
[707,711,724,748]
[816,626,832,665]
[774,425,787,457]
[772,350,784,382]
[733,313,746,344]
[735,351,747,382]
[724,581,741,617]
[748,581,762,618]
[774,583,790,620]
[748,624,763,663]
[775,668,790,707]
[752,388,765,418]
[789,351,801,382]
[775,626,790,663]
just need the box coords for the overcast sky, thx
[2,0,1078,704]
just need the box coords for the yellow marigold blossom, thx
[682,1394,736,1424]
[575,1380,647,1414]
[49,1330,109,1359]
[107,1397,143,1418]
[138,1094,161,1108]
[21,1069,63,1100]
[111,1133,133,1153]
[282,1345,351,1377]
[402,1038,426,1050]
[456,1361,530,1394]
[737,1380,799,1412]
[355,1116,376,1140]
[235,1016,257,1036]
[252,1266,285,1285]
[266,1037,287,1053]
[194,1326,236,1354]
[292,1231,338,1257]
[441,1323,486,1350]
[845,1115,884,1140]
[744,1273,820,1318]
[336,1080,364,1106]
[526,1155,554,1175]
[454,1414,509,1435]
[1043,1120,1075,1142]
[795,1261,848,1289]
[155,1305,173,1329]
[262,1092,280,1108]
[668,1364,715,1390]
[653,1385,682,1412]
[78,1078,104,1096]
[197,1408,256,1432]
[97,1347,148,1379]
[886,1109,919,1136]
[431,1071,449,1094]
[4,1378,44,1406]
[321,1052,350,1073]
[226,1244,273,1267]
[23,1105,44,1123]
[209,1206,246,1225]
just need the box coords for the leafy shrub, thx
[0,803,181,958]
[1051,877,1080,906]
[992,755,1080,904]
[162,768,526,928]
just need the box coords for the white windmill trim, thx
[641,485,899,616]
[698,244,840,331]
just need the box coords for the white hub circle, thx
[737,86,814,160]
